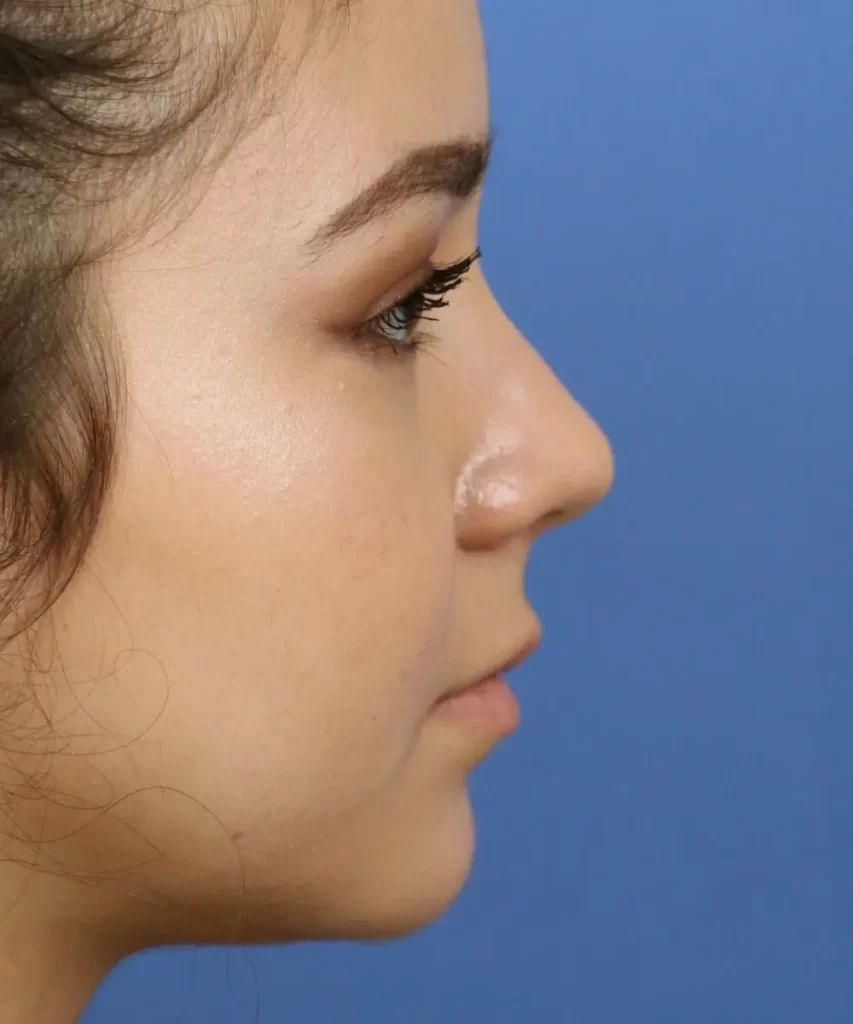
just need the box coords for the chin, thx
[286,786,478,943]
[346,853,475,941]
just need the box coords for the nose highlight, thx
[454,362,615,550]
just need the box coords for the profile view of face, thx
[0,0,614,1014]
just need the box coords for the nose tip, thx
[454,354,616,550]
[537,413,615,534]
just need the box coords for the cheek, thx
[66,379,456,831]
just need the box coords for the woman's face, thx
[3,0,613,956]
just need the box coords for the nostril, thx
[537,506,573,532]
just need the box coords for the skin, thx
[0,0,614,1019]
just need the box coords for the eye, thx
[353,247,482,357]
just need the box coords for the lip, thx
[439,618,543,702]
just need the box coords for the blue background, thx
[84,1,853,1020]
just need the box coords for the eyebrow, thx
[304,130,495,255]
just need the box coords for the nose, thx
[453,297,615,551]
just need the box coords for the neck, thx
[0,864,133,1024]
[0,936,114,1024]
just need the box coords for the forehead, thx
[268,0,490,213]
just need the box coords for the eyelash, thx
[353,246,482,358]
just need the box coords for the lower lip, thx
[429,674,520,735]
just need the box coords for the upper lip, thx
[442,618,543,699]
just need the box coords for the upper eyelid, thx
[363,260,443,320]
[364,273,439,329]
[359,247,482,333]
[377,258,470,312]
[371,249,482,321]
